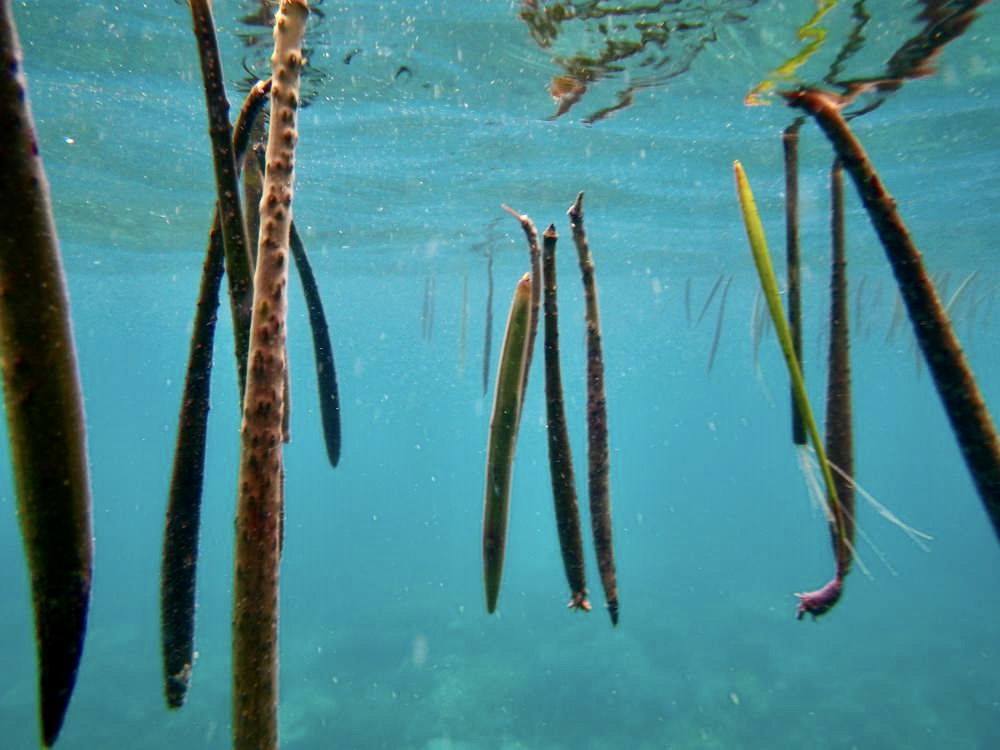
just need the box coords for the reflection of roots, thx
[522,1,760,122]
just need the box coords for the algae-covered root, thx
[483,273,534,614]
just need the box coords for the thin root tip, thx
[500,204,524,221]
[608,601,620,626]
[566,592,592,611]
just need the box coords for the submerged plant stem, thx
[233,3,309,748]
[706,275,732,375]
[483,274,534,613]
[696,273,724,327]
[0,6,93,745]
[541,225,590,610]
[160,78,272,711]
[826,158,855,578]
[786,88,1000,540]
[501,204,542,415]
[569,192,619,626]
[189,0,254,398]
[734,161,845,620]
[784,118,807,445]
[290,222,341,468]
[160,225,224,710]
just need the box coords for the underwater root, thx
[825,157,855,579]
[189,0,255,397]
[161,67,273,712]
[783,118,806,446]
[735,161,848,620]
[1,4,94,745]
[569,192,620,626]
[233,2,309,748]
[785,87,1000,543]
[483,273,534,613]
[541,223,590,612]
[795,575,843,621]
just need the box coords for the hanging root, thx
[795,575,843,620]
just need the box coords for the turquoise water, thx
[2,1,1000,747]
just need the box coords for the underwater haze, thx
[2,1,1000,748]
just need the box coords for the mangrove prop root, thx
[541,225,590,611]
[290,221,341,467]
[783,118,807,445]
[243,139,264,272]
[734,162,846,620]
[233,2,308,748]
[501,205,542,415]
[243,122,266,276]
[0,5,93,745]
[160,80,273,711]
[483,273,534,614]
[160,225,225,709]
[233,77,272,176]
[568,193,619,626]
[250,145,295,448]
[786,88,1000,538]
[189,0,254,399]
[825,158,855,578]
[236,79,271,249]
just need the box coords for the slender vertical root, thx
[706,276,732,375]
[784,118,807,445]
[786,88,1000,541]
[568,193,619,626]
[290,222,341,468]
[240,91,268,270]
[541,225,590,610]
[483,274,534,613]
[734,161,843,620]
[501,204,543,415]
[160,225,224,709]
[161,79,272,711]
[233,3,309,749]
[188,0,254,398]
[695,273,724,327]
[249,144,295,450]
[233,78,273,179]
[825,158,855,579]
[0,7,93,745]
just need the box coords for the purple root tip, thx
[795,576,843,620]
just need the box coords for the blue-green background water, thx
[2,1,999,747]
